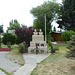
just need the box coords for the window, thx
[41,44,44,46]
[36,43,39,46]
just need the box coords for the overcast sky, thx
[0,0,62,32]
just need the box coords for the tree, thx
[8,19,21,30]
[0,25,3,33]
[61,30,75,42]
[66,35,75,57]
[15,26,34,48]
[2,33,17,48]
[53,26,56,32]
[0,25,3,47]
[57,0,75,31]
[30,1,60,37]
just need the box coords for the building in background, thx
[51,32,63,41]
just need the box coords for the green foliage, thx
[15,36,21,44]
[1,37,3,42]
[30,1,60,36]
[48,40,59,53]
[47,36,54,42]
[18,43,25,53]
[61,30,75,42]
[0,25,3,33]
[13,34,21,44]
[66,35,75,57]
[0,68,10,75]
[7,42,11,48]
[8,19,20,30]
[0,25,3,47]
[48,40,52,46]
[53,26,56,32]
[2,33,17,47]
[57,0,75,31]
[52,46,59,53]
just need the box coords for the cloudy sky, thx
[0,0,62,32]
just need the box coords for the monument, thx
[28,29,48,53]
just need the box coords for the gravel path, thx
[0,52,20,73]
[14,53,50,75]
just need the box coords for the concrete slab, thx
[0,52,20,72]
[14,53,50,75]
[0,70,6,75]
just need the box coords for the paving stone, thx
[14,53,50,75]
[0,52,20,72]
[0,70,6,75]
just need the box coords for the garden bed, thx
[0,48,10,51]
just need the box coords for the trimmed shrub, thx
[53,46,59,53]
[61,30,75,42]
[2,33,17,47]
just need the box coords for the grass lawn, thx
[1,43,8,48]
[31,45,75,75]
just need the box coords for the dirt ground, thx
[31,53,75,75]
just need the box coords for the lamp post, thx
[0,33,1,47]
[44,14,46,44]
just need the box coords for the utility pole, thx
[44,14,46,44]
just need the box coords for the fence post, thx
[36,46,38,54]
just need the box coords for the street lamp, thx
[44,14,46,44]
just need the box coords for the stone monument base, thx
[28,29,49,54]
[28,47,48,53]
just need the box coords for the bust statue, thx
[39,29,43,35]
[33,29,38,35]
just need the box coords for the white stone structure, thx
[8,30,15,34]
[28,29,48,53]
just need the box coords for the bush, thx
[7,42,11,48]
[48,41,52,46]
[61,30,75,42]
[48,40,59,53]
[66,35,75,57]
[2,33,17,47]
[47,35,54,44]
[18,43,26,53]
[53,46,59,53]
[1,37,3,43]
[14,34,21,44]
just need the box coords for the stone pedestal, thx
[28,29,48,53]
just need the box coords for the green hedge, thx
[61,30,75,42]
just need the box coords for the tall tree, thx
[0,25,3,33]
[57,0,75,31]
[8,19,21,30]
[30,1,60,36]
[0,25,3,47]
